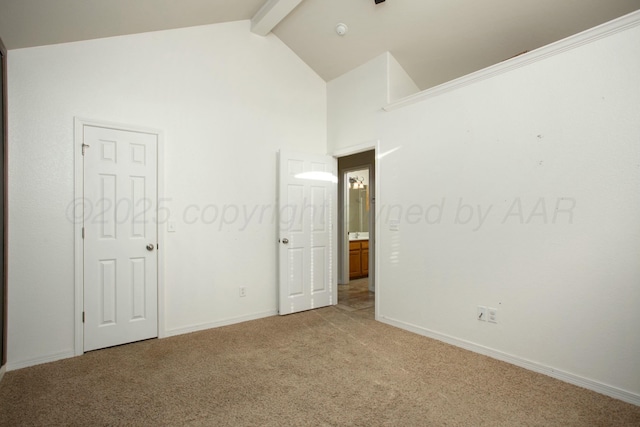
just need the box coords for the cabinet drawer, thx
[349,241,361,251]
[360,240,369,250]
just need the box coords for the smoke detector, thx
[335,23,348,36]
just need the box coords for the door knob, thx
[282,238,289,244]
[146,244,155,251]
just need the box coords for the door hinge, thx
[82,227,85,239]
[82,312,85,323]
[81,143,90,156]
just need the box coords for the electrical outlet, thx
[477,306,486,321]
[488,307,498,323]
[239,287,247,297]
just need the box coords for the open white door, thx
[83,125,158,351]
[278,151,337,315]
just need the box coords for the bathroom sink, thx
[348,232,369,240]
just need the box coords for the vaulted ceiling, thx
[1,0,639,89]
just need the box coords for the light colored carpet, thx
[0,306,638,426]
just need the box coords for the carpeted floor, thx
[1,306,639,426]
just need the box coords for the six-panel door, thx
[83,125,158,352]
[278,151,338,315]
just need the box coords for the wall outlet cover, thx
[488,307,498,323]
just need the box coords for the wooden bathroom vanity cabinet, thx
[349,240,369,279]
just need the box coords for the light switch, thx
[477,306,487,321]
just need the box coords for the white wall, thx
[7,21,326,368]
[377,20,640,402]
[327,52,418,154]
[387,53,420,103]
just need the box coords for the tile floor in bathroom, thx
[337,277,374,311]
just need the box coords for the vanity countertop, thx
[348,232,369,241]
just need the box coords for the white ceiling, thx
[1,0,639,90]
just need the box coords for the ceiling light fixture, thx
[335,23,348,36]
[375,0,386,4]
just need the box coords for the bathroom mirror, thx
[346,169,369,240]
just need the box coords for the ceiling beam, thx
[251,0,303,36]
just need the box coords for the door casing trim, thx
[332,140,379,318]
[73,117,165,356]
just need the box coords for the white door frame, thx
[73,117,166,355]
[333,140,380,317]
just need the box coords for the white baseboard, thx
[163,309,278,338]
[6,311,278,370]
[6,350,75,372]
[378,315,640,407]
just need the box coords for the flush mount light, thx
[335,23,348,36]
[375,0,386,4]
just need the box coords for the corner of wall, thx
[326,51,422,153]
[327,53,395,153]
[386,53,420,103]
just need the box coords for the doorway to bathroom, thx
[337,150,375,311]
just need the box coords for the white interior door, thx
[83,125,158,351]
[278,151,338,315]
